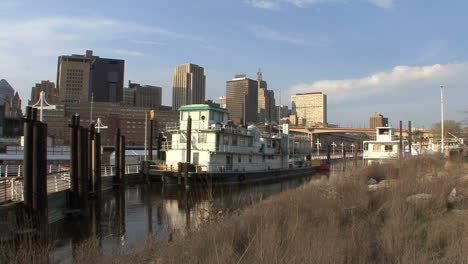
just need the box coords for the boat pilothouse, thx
[159,104,315,184]
[363,126,407,165]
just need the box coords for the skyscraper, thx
[29,80,59,105]
[226,74,259,125]
[291,92,327,127]
[256,71,276,123]
[89,56,125,102]
[370,113,388,129]
[57,50,125,104]
[172,63,205,110]
[125,81,162,109]
[56,50,93,104]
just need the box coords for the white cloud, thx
[248,24,327,46]
[249,25,306,45]
[289,62,468,103]
[245,0,394,9]
[244,0,279,9]
[368,0,393,8]
[112,49,144,56]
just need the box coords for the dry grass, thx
[101,155,468,264]
[3,155,468,263]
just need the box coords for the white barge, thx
[363,126,406,165]
[155,104,316,185]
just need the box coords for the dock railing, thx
[0,163,141,203]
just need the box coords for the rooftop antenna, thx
[30,91,56,122]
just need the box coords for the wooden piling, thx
[119,135,126,184]
[23,107,34,210]
[93,132,102,193]
[114,128,121,187]
[32,121,48,238]
[78,127,89,212]
[69,114,80,208]
[88,123,95,192]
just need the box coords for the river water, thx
[49,166,343,262]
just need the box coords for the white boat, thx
[157,104,316,184]
[363,127,406,165]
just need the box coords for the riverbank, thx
[3,155,468,263]
[79,155,466,263]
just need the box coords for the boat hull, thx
[162,166,317,185]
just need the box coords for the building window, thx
[384,145,393,152]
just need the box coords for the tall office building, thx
[370,113,388,129]
[291,92,327,127]
[29,80,60,105]
[89,55,125,102]
[57,50,124,104]
[0,79,23,136]
[172,63,205,110]
[57,50,93,104]
[124,81,162,109]
[276,105,291,122]
[226,74,259,125]
[256,72,276,123]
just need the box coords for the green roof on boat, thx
[178,104,229,113]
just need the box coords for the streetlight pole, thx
[440,85,445,153]
[315,138,321,156]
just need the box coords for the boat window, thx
[373,145,381,152]
[232,136,238,146]
[249,155,252,163]
[223,135,229,145]
[248,138,253,147]
[385,145,393,152]
[239,136,245,145]
[238,155,241,163]
[180,134,186,143]
[198,133,207,143]
[378,128,390,135]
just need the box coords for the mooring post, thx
[23,107,34,211]
[69,114,80,208]
[114,128,121,187]
[149,110,154,160]
[408,121,412,157]
[119,135,126,184]
[88,123,95,193]
[78,127,89,213]
[32,121,48,239]
[399,120,403,159]
[93,131,102,193]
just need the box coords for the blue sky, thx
[0,0,467,128]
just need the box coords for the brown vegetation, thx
[108,155,468,264]
[3,155,468,263]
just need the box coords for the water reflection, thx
[50,169,339,262]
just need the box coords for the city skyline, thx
[0,0,467,128]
